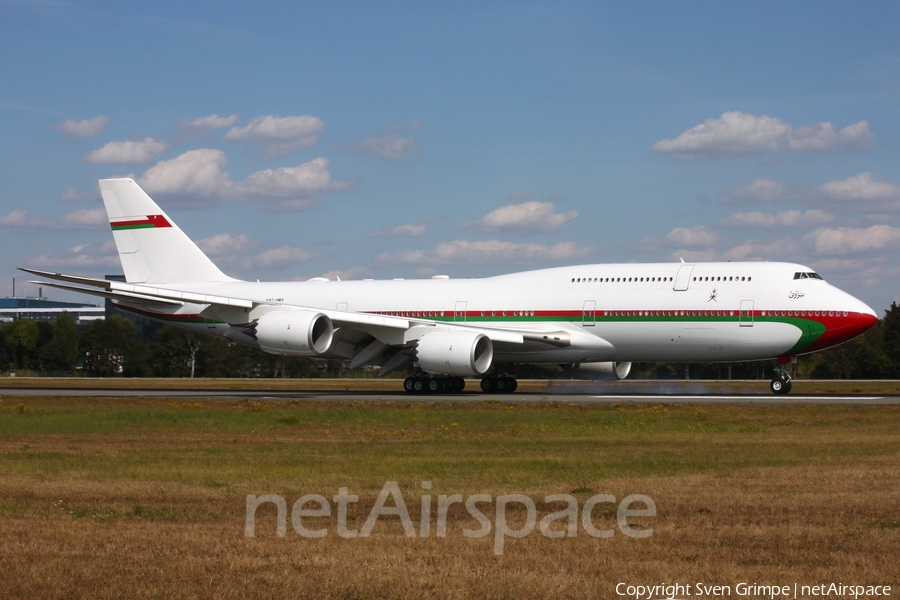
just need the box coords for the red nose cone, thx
[857,310,878,334]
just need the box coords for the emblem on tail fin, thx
[110,215,172,231]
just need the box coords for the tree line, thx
[2,303,899,379]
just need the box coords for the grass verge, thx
[0,397,898,598]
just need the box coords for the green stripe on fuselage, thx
[422,313,827,352]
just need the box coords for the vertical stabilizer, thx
[99,178,233,284]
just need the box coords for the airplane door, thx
[740,300,754,327]
[673,265,694,291]
[583,300,596,326]
[454,301,467,323]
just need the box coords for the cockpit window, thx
[793,272,823,280]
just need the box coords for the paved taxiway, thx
[1,386,898,405]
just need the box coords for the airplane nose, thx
[856,301,878,333]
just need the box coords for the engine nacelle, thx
[415,331,494,376]
[254,310,334,356]
[568,361,632,380]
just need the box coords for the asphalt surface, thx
[1,386,898,405]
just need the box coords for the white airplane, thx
[23,178,877,394]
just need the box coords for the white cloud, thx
[239,158,351,197]
[60,187,81,201]
[371,221,430,237]
[664,249,722,262]
[225,115,324,156]
[467,201,577,233]
[665,226,719,247]
[83,137,169,165]
[58,208,107,228]
[29,240,119,269]
[138,148,230,198]
[0,207,106,230]
[819,172,900,203]
[178,113,239,137]
[652,112,873,158]
[379,239,592,265]
[664,237,801,263]
[718,209,834,228]
[804,225,900,255]
[721,178,813,204]
[137,149,352,206]
[787,122,839,151]
[0,210,28,227]
[249,245,314,267]
[197,233,253,256]
[348,131,422,160]
[57,116,110,138]
[836,121,876,150]
[317,266,371,281]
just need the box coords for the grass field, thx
[1,395,898,598]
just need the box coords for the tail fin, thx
[99,178,233,284]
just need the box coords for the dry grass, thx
[0,398,898,599]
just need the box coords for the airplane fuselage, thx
[119,260,875,365]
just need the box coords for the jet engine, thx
[415,331,494,376]
[567,361,632,380]
[253,309,334,356]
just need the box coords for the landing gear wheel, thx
[403,377,415,393]
[770,377,791,395]
[481,376,518,394]
[413,378,425,393]
[427,379,441,393]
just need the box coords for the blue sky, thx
[2,1,899,312]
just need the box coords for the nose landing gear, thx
[769,376,792,394]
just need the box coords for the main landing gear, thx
[479,374,518,393]
[401,373,520,394]
[769,361,792,395]
[403,375,466,394]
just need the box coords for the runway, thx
[2,386,898,405]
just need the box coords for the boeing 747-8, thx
[23,179,878,394]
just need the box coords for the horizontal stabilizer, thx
[19,268,111,290]
[31,280,184,308]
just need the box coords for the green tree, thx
[882,302,900,377]
[8,320,40,370]
[149,326,206,377]
[80,315,138,377]
[40,312,78,371]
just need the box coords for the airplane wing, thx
[21,267,528,346]
[22,267,614,379]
